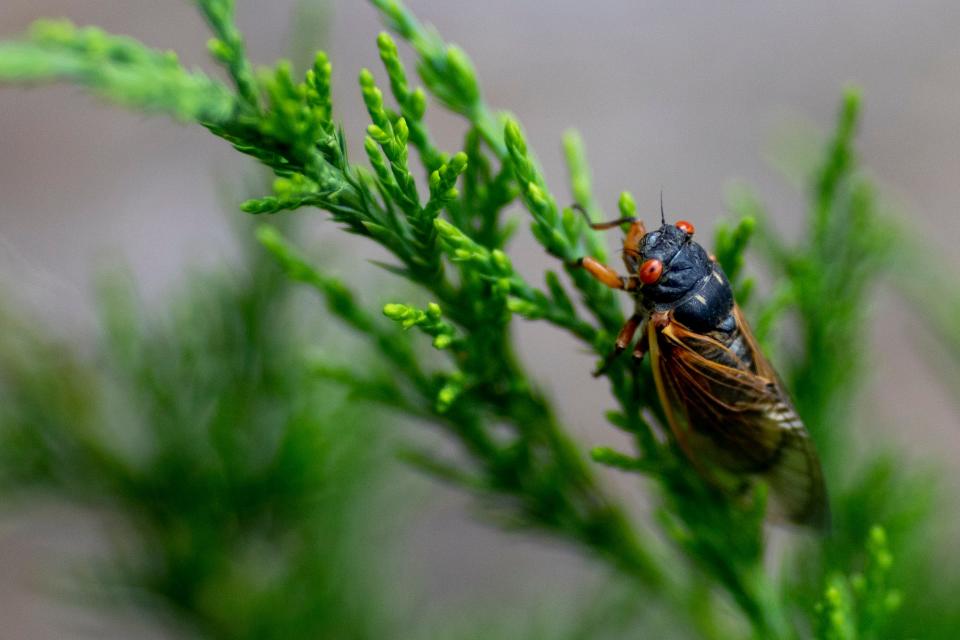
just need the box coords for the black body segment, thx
[671,262,734,334]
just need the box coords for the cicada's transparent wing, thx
[649,306,829,529]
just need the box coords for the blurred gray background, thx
[1,1,959,637]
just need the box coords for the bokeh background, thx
[1,1,959,637]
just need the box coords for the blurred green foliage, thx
[0,1,958,638]
[0,227,412,638]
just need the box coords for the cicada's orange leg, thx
[569,205,653,375]
[570,203,637,231]
[632,325,650,362]
[622,219,647,254]
[572,206,647,245]
[576,256,632,290]
[585,216,638,230]
[570,204,649,279]
[594,313,644,377]
[572,204,647,238]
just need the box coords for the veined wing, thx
[648,306,829,529]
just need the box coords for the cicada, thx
[576,207,828,529]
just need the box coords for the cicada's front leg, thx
[575,256,637,291]
[569,204,647,291]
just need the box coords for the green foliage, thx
[0,2,958,639]
[0,20,236,122]
[814,527,900,640]
[713,215,756,304]
[197,0,259,107]
[739,90,895,464]
[815,576,857,640]
[727,89,957,639]
[0,229,406,639]
[383,302,460,351]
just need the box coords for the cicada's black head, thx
[628,220,712,305]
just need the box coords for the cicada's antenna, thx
[660,190,666,225]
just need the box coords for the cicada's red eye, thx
[639,258,663,285]
[675,220,695,235]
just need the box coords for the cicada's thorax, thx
[629,225,752,370]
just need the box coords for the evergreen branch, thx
[242,174,325,214]
[563,129,609,262]
[812,87,860,250]
[256,225,424,384]
[259,212,665,586]
[0,20,237,122]
[591,447,660,474]
[505,118,625,336]
[815,576,857,640]
[814,526,901,640]
[713,215,756,289]
[713,215,757,305]
[383,302,461,350]
[431,218,596,343]
[376,32,446,173]
[360,68,421,213]
[370,0,504,155]
[195,0,259,107]
[751,89,895,463]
